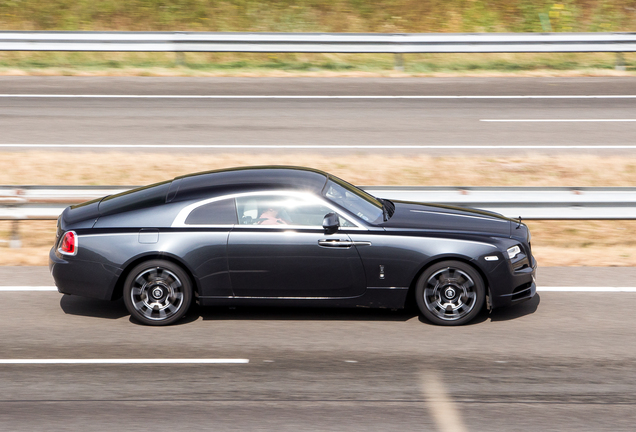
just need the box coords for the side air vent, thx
[511,283,533,301]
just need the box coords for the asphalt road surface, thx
[1,266,636,431]
[2,77,636,154]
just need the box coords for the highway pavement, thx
[2,77,636,154]
[2,76,636,430]
[1,266,635,431]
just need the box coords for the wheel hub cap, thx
[423,267,477,321]
[444,286,456,299]
[130,268,184,321]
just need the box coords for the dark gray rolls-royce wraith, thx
[50,166,537,326]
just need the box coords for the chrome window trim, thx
[171,190,367,230]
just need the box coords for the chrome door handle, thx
[318,239,371,248]
[318,239,353,248]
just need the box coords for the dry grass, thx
[1,67,635,78]
[2,51,636,78]
[1,151,635,267]
[2,151,636,187]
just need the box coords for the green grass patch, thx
[2,1,636,75]
[1,51,634,76]
[1,0,636,34]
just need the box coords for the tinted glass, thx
[323,179,384,224]
[185,198,238,225]
[236,194,354,227]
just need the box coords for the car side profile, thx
[50,166,537,326]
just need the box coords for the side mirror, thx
[322,212,340,234]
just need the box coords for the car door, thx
[227,192,367,298]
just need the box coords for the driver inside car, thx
[257,206,290,225]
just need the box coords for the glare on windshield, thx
[323,178,384,224]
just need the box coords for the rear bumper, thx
[49,247,120,300]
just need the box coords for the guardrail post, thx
[616,52,626,71]
[9,220,21,249]
[175,51,185,66]
[394,53,404,71]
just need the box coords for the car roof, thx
[169,166,330,202]
[97,166,331,216]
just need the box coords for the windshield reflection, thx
[323,178,384,224]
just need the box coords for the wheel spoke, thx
[134,274,147,286]
[440,269,451,282]
[422,266,480,322]
[128,266,188,322]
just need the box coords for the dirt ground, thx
[1,151,635,266]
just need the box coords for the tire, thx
[415,260,485,326]
[123,259,193,326]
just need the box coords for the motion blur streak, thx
[421,371,468,432]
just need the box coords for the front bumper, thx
[488,255,538,309]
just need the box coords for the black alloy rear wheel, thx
[123,259,193,326]
[415,260,485,326]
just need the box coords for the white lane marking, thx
[482,119,636,122]
[2,286,636,292]
[0,286,57,291]
[2,144,636,150]
[2,94,636,99]
[537,286,636,292]
[421,371,468,432]
[0,359,249,364]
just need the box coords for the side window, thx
[236,194,349,227]
[185,198,238,225]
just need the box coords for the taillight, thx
[58,231,77,256]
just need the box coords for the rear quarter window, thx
[184,198,238,225]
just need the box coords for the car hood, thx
[379,200,512,237]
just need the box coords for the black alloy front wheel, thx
[123,259,193,326]
[415,260,485,326]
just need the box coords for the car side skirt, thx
[198,286,409,309]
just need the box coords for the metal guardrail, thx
[1,31,634,69]
[2,185,634,247]
[2,31,636,53]
[2,185,635,220]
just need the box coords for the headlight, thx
[507,245,521,259]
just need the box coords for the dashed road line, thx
[482,119,636,122]
[0,358,249,364]
[421,371,468,432]
[0,286,57,291]
[537,286,636,292]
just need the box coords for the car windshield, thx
[323,178,384,224]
